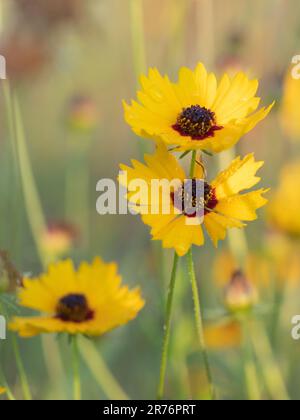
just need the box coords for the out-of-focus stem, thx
[4,85,65,397]
[240,319,260,400]
[250,321,289,401]
[79,338,129,400]
[11,335,32,401]
[11,93,48,268]
[71,335,81,401]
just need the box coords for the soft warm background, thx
[0,0,300,400]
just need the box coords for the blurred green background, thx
[1,0,300,400]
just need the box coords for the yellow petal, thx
[213,154,264,199]
[204,212,244,247]
[216,189,269,221]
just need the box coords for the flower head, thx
[9,258,144,338]
[124,63,274,153]
[120,144,268,256]
[0,387,6,395]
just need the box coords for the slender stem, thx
[250,321,289,401]
[12,335,32,400]
[4,85,65,394]
[0,369,16,401]
[9,88,48,268]
[157,253,179,400]
[187,249,215,400]
[240,318,261,400]
[189,151,197,178]
[79,338,129,400]
[71,335,81,401]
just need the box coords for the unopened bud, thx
[224,270,257,313]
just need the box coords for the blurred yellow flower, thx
[265,231,300,287]
[204,321,242,349]
[120,144,268,256]
[10,258,144,338]
[213,250,271,289]
[0,387,6,395]
[280,67,300,140]
[268,162,300,237]
[124,63,274,153]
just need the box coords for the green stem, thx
[0,369,16,401]
[4,85,65,395]
[12,335,32,400]
[79,338,129,400]
[71,336,81,401]
[157,253,179,400]
[240,318,261,400]
[250,321,289,401]
[189,151,197,178]
[9,88,48,268]
[187,249,215,400]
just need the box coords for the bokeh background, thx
[1,0,300,400]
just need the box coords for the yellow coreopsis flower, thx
[280,67,300,140]
[120,144,268,256]
[268,162,300,237]
[124,63,274,153]
[9,258,144,338]
[204,321,242,349]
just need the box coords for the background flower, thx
[10,258,144,337]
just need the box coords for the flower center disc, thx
[171,179,218,217]
[173,105,221,140]
[56,293,93,323]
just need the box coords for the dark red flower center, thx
[172,105,222,140]
[171,179,218,218]
[56,293,93,323]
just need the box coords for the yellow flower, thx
[280,67,300,140]
[0,387,6,396]
[9,258,144,338]
[204,321,242,349]
[120,144,268,256]
[124,63,274,153]
[268,162,300,237]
